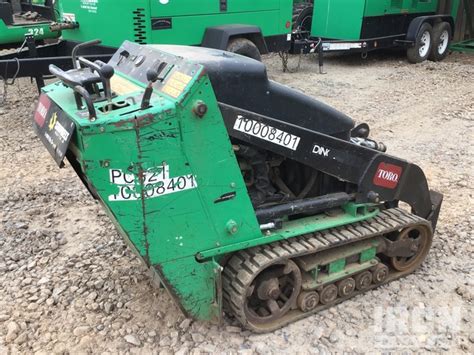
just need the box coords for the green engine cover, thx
[312,0,367,40]
[311,0,439,40]
[59,0,292,48]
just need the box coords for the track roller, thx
[319,284,338,304]
[355,271,373,290]
[372,263,389,284]
[223,208,433,332]
[297,291,319,312]
[337,277,356,297]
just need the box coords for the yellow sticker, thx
[161,71,192,98]
[48,112,57,131]
[110,75,142,95]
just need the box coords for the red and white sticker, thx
[373,162,402,189]
[34,94,51,128]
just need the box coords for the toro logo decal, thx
[34,94,51,128]
[373,162,403,189]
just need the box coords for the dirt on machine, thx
[31,41,443,331]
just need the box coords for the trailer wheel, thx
[292,2,313,40]
[407,22,433,64]
[429,22,452,62]
[226,38,261,61]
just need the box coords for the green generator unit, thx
[33,41,442,331]
[0,0,294,88]
[0,0,58,49]
[292,0,457,64]
[56,0,294,60]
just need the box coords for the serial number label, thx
[108,164,197,202]
[233,115,301,151]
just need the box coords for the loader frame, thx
[32,40,443,327]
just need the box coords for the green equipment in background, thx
[0,0,294,88]
[449,0,473,53]
[56,0,294,60]
[291,0,461,71]
[0,0,59,49]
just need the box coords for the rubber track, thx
[222,208,432,332]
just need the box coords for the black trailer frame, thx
[289,14,455,74]
[0,38,115,90]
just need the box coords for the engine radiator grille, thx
[133,8,147,44]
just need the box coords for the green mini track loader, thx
[33,41,442,331]
[0,0,58,49]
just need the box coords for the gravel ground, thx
[0,50,473,354]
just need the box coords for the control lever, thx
[140,69,159,110]
[49,64,97,121]
[71,39,102,69]
[101,65,115,111]
[77,57,115,101]
[94,61,115,92]
[49,64,81,89]
[155,61,169,81]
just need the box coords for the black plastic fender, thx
[406,15,455,43]
[201,25,268,54]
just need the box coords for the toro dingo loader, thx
[33,41,442,331]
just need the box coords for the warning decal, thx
[161,71,192,98]
[110,75,142,96]
[33,94,76,167]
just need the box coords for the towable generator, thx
[33,41,442,331]
[0,0,58,49]
[0,0,293,89]
[291,0,458,71]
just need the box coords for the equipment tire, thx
[292,2,313,40]
[429,22,451,62]
[407,22,433,64]
[226,38,261,61]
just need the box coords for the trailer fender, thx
[201,25,268,54]
[406,15,455,43]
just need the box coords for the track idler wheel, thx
[372,264,389,284]
[244,259,302,325]
[337,277,356,297]
[390,225,432,272]
[355,271,373,290]
[297,291,319,312]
